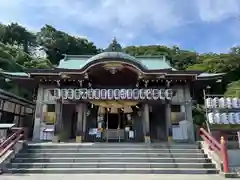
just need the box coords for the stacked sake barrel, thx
[205,97,240,125]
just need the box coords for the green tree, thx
[37,25,99,65]
[123,45,198,69]
[0,23,36,53]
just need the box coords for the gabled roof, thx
[58,52,172,71]
[1,72,28,77]
[0,51,225,80]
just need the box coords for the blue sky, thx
[0,0,239,53]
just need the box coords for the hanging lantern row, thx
[205,97,240,109]
[52,88,173,100]
[208,112,240,124]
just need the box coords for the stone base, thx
[223,172,240,178]
[168,136,173,143]
[76,136,82,143]
[52,135,60,143]
[144,136,151,143]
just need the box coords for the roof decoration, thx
[105,37,122,52]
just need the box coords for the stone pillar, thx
[183,85,195,142]
[32,87,44,141]
[53,101,63,142]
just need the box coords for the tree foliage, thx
[1,22,240,101]
[36,25,99,65]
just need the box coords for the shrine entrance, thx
[92,101,137,142]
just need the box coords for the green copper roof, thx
[1,72,28,77]
[58,52,172,70]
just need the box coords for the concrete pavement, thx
[0,174,226,180]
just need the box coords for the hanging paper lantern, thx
[81,89,87,99]
[152,89,159,100]
[132,89,141,100]
[229,113,236,124]
[62,89,68,100]
[108,89,114,100]
[95,89,101,100]
[236,113,240,124]
[232,98,239,108]
[100,89,107,100]
[219,98,225,108]
[114,89,120,100]
[214,113,220,124]
[208,113,214,124]
[67,89,74,99]
[212,97,219,108]
[160,89,165,100]
[237,99,240,108]
[226,98,232,109]
[87,89,94,100]
[146,89,152,100]
[223,113,230,124]
[120,89,127,100]
[165,89,173,100]
[126,89,133,100]
[205,98,213,109]
[220,113,227,124]
[53,88,61,99]
[75,89,81,100]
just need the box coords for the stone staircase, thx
[4,143,219,174]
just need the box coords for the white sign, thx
[53,88,173,100]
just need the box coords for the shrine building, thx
[1,39,224,143]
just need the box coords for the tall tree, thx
[0,23,36,53]
[37,25,99,65]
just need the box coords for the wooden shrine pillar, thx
[142,104,150,142]
[53,101,63,142]
[76,103,84,142]
[32,87,44,141]
[165,80,172,142]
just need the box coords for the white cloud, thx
[196,0,240,22]
[0,0,186,36]
[0,0,239,49]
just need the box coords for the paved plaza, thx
[1,174,226,180]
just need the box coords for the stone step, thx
[25,148,202,154]
[16,152,206,158]
[12,157,211,163]
[27,143,199,149]
[8,162,215,169]
[4,167,219,174]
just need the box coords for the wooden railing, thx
[199,128,229,173]
[0,127,25,158]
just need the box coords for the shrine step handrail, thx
[0,127,25,158]
[199,128,229,173]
